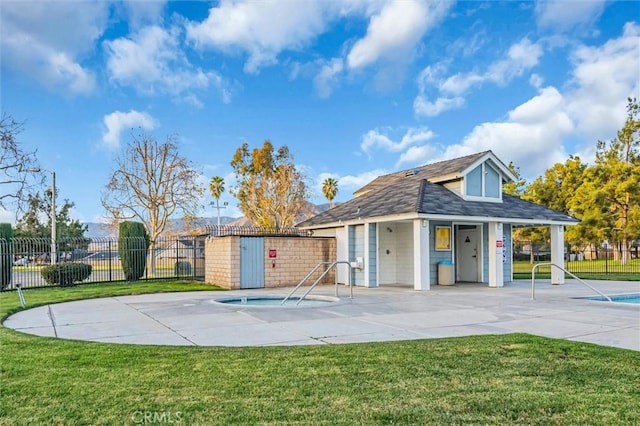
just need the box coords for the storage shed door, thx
[240,237,265,289]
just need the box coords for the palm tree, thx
[322,177,338,208]
[209,176,225,226]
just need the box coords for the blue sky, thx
[1,0,638,224]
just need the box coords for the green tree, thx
[322,177,338,208]
[13,190,89,254]
[230,141,309,230]
[118,221,149,281]
[209,176,226,226]
[520,156,587,260]
[574,98,640,264]
[502,162,526,197]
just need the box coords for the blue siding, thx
[430,221,453,285]
[503,224,512,281]
[349,225,365,285]
[368,224,377,287]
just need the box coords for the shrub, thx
[118,221,150,281]
[174,261,192,276]
[0,223,13,290]
[41,263,92,287]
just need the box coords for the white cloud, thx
[101,110,157,150]
[334,169,389,196]
[415,38,543,117]
[347,0,451,70]
[565,22,640,144]
[361,127,435,154]
[314,58,344,98]
[413,95,465,117]
[439,73,484,96]
[529,73,544,89]
[440,22,639,179]
[187,0,331,73]
[441,38,543,95]
[105,25,231,104]
[446,87,573,179]
[118,0,168,28]
[0,1,107,94]
[535,0,606,31]
[396,145,438,167]
[186,0,451,84]
[0,208,15,225]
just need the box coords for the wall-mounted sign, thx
[435,226,451,251]
[268,249,277,258]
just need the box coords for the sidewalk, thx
[4,280,639,350]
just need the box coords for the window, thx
[464,162,501,200]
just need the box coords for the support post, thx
[413,219,430,290]
[488,222,504,288]
[550,225,565,285]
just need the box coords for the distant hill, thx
[82,216,238,239]
[81,203,338,238]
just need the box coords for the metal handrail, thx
[531,262,612,302]
[282,261,354,305]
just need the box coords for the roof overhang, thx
[298,212,578,230]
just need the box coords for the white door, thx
[456,226,479,282]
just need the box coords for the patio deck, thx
[4,279,639,350]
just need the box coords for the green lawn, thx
[1,282,639,425]
[513,259,640,281]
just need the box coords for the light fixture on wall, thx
[386,227,392,233]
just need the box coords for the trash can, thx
[438,260,454,286]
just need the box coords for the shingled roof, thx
[298,152,578,228]
[353,150,507,197]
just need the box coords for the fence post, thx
[108,239,113,282]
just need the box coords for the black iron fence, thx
[513,240,640,278]
[1,235,206,290]
[204,225,311,237]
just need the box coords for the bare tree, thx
[101,133,204,244]
[0,113,40,214]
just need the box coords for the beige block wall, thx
[264,237,336,288]
[205,236,336,289]
[205,236,240,289]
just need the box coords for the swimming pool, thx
[214,295,340,307]
[586,293,640,304]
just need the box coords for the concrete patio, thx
[4,279,639,350]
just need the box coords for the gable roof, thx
[298,152,578,228]
[354,150,514,197]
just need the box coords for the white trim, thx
[461,152,517,183]
[301,214,577,231]
[463,194,503,203]
[462,162,503,202]
[550,225,565,285]
[300,209,578,231]
[413,219,430,290]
